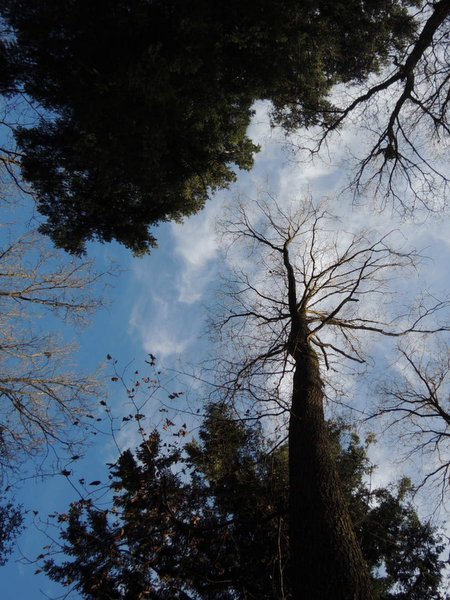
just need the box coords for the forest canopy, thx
[41,403,447,600]
[0,2,449,597]
[0,0,420,253]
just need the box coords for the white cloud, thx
[127,228,204,360]
[170,201,222,304]
[129,290,196,359]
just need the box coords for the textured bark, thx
[288,316,374,600]
[282,237,373,599]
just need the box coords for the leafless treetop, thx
[210,196,449,417]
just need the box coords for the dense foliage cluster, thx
[42,405,446,599]
[0,0,418,253]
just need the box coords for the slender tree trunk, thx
[288,318,373,600]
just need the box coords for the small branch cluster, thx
[375,342,450,499]
[0,230,106,479]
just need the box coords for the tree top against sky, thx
[0,0,426,254]
[40,401,448,599]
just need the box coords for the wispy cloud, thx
[170,201,222,304]
[129,292,195,359]
[127,209,220,361]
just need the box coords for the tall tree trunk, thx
[288,322,373,600]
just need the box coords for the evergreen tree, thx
[0,0,418,253]
[41,404,447,599]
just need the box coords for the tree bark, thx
[288,316,374,599]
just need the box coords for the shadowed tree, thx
[211,197,449,599]
[40,402,448,599]
[0,496,22,565]
[0,0,419,253]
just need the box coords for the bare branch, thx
[303,2,450,211]
[212,196,447,413]
[0,229,107,480]
[374,341,450,499]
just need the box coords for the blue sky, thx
[1,100,450,598]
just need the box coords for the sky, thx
[0,99,450,598]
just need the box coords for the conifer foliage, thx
[42,405,446,600]
[0,0,418,253]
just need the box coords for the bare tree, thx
[0,230,105,481]
[212,196,449,600]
